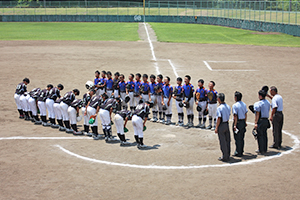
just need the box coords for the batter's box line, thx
[203,61,258,72]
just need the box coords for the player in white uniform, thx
[82,89,95,136]
[52,97,64,130]
[206,81,218,131]
[36,84,53,125]
[60,89,80,133]
[68,99,83,135]
[27,88,41,123]
[84,95,103,139]
[132,101,152,149]
[114,110,132,146]
[162,76,173,125]
[14,78,30,120]
[46,84,64,127]
[173,77,184,126]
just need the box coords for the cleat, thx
[105,136,108,141]
[179,122,184,127]
[59,126,66,131]
[19,115,25,119]
[73,131,83,135]
[151,118,158,122]
[206,125,212,130]
[25,117,31,121]
[43,122,51,127]
[86,132,93,137]
[93,134,102,140]
[138,144,147,149]
[66,129,73,133]
[165,121,171,125]
[34,120,42,125]
[196,123,202,128]
[199,124,206,129]
[211,127,215,131]
[120,141,130,146]
[31,118,35,123]
[137,144,141,148]
[51,124,60,129]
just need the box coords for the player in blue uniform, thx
[195,79,207,128]
[118,74,127,110]
[173,77,184,126]
[162,76,173,125]
[206,81,218,130]
[133,73,142,109]
[156,74,164,123]
[140,74,151,102]
[126,74,135,112]
[182,75,195,128]
[106,71,114,98]
[149,75,158,122]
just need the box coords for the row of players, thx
[91,70,219,129]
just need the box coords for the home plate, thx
[163,134,176,138]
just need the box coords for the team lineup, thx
[14,70,284,162]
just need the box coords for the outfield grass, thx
[0,22,139,41]
[150,23,300,47]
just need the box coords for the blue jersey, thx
[141,81,150,94]
[94,78,100,85]
[174,85,183,96]
[195,87,207,101]
[99,77,107,86]
[163,84,173,98]
[126,81,135,91]
[206,89,218,103]
[134,80,142,93]
[119,81,126,92]
[183,83,194,98]
[156,82,164,95]
[106,78,114,90]
[149,82,157,94]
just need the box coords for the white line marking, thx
[168,59,179,78]
[143,22,160,74]
[213,69,258,72]
[0,136,92,140]
[207,61,247,63]
[55,123,300,170]
[203,61,213,71]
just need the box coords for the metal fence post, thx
[296,1,298,25]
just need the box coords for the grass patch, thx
[149,23,300,47]
[0,22,139,41]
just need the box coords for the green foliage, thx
[149,23,300,47]
[0,22,139,41]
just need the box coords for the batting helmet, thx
[85,81,94,90]
[124,95,130,103]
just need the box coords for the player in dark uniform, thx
[68,99,83,135]
[60,89,80,133]
[149,75,158,122]
[132,101,152,149]
[37,84,53,125]
[46,84,64,127]
[173,77,184,126]
[84,95,103,139]
[14,78,30,119]
[114,110,133,146]
[182,75,195,128]
[206,81,218,130]
[82,89,95,136]
[106,71,114,98]
[195,79,207,128]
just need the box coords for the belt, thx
[275,111,283,113]
[260,118,268,119]
[120,91,126,93]
[208,102,217,104]
[238,119,245,121]
[221,121,228,124]
[142,92,149,95]
[107,89,113,91]
[199,100,206,102]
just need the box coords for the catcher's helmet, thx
[196,105,202,112]
[124,95,130,103]
[85,81,94,90]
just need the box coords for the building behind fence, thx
[0,1,299,36]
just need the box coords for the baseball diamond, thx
[1,14,300,200]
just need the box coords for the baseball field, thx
[1,22,300,199]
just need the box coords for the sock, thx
[92,126,98,135]
[163,112,166,120]
[107,127,112,137]
[51,118,56,125]
[64,121,71,129]
[57,119,64,127]
[153,111,158,119]
[139,138,144,145]
[133,106,136,110]
[187,115,191,124]
[34,115,39,121]
[178,113,181,123]
[181,113,184,123]
[84,125,89,133]
[199,117,202,124]
[159,112,162,119]
[29,111,33,118]
[25,111,29,118]
[71,124,77,131]
[213,118,217,128]
[41,116,47,123]
[121,134,126,142]
[209,117,212,126]
[203,116,207,125]
[18,109,23,116]
[191,115,194,124]
[102,128,107,137]
[117,133,121,140]
[169,114,172,122]
[134,135,139,144]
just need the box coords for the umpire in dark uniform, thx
[254,90,270,154]
[268,86,284,149]
[232,91,248,157]
[215,93,231,162]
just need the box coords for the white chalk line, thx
[53,123,300,170]
[0,136,92,140]
[168,59,179,78]
[203,61,257,72]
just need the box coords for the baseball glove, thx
[196,92,200,101]
[252,128,258,140]
[143,126,147,132]
[89,117,95,124]
[124,95,130,103]
[203,109,208,115]
[179,102,184,108]
[124,127,129,133]
[173,88,178,96]
[249,105,255,114]
[196,105,202,112]
[162,104,167,110]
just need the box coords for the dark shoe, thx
[233,152,243,157]
[206,125,212,129]
[270,145,280,150]
[218,157,229,162]
[19,115,25,119]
